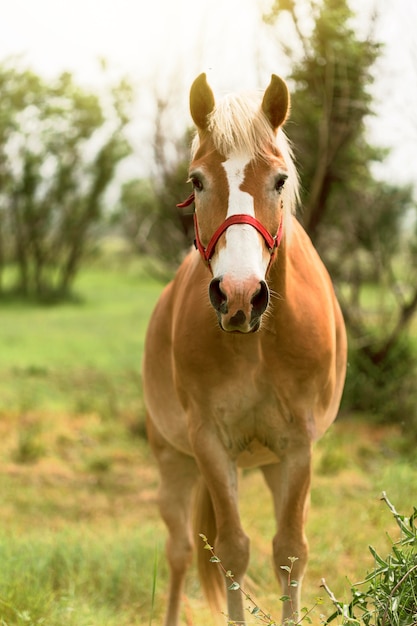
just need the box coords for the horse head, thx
[188,73,297,333]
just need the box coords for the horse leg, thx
[261,446,312,624]
[147,415,199,626]
[191,426,249,625]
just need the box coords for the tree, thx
[116,96,194,275]
[0,60,133,300]
[267,0,381,242]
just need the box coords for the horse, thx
[143,72,347,626]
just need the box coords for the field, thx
[0,257,416,626]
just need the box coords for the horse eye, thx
[274,174,288,192]
[190,176,204,192]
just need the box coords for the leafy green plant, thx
[342,336,417,433]
[199,534,322,625]
[323,492,417,625]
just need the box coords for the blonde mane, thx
[191,91,300,228]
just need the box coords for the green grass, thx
[1,427,415,626]
[0,260,162,418]
[0,258,171,625]
[1,260,417,625]
[0,526,165,626]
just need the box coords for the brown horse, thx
[143,73,347,625]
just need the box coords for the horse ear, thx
[261,74,290,131]
[190,73,215,131]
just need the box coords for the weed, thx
[199,534,323,625]
[322,492,417,625]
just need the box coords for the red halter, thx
[177,192,283,271]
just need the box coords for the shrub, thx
[323,492,417,625]
[342,336,417,436]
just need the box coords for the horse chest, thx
[176,335,306,460]
[203,380,291,461]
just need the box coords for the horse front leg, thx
[261,445,312,624]
[191,425,249,625]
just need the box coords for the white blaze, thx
[210,154,269,280]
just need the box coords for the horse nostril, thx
[251,280,270,317]
[209,277,228,314]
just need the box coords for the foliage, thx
[333,179,417,428]
[266,0,382,242]
[341,332,417,432]
[115,105,195,276]
[0,59,133,300]
[323,493,417,625]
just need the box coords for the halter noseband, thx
[177,192,283,271]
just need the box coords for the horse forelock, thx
[190,91,300,224]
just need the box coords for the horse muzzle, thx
[209,276,270,333]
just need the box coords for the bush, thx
[323,493,417,625]
[342,335,417,434]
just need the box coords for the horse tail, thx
[194,479,225,620]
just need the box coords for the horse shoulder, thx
[274,219,347,432]
[284,219,343,334]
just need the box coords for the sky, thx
[0,0,416,188]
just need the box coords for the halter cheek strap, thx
[177,192,283,270]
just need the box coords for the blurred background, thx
[0,1,417,625]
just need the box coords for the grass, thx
[0,258,417,625]
[0,527,162,626]
[1,416,415,625]
[0,258,161,419]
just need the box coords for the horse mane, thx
[191,91,300,231]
